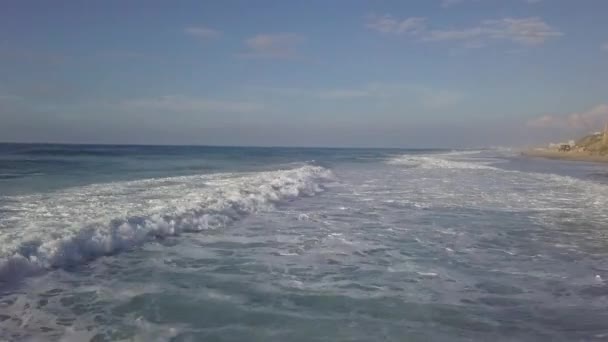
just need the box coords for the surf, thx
[0,165,334,282]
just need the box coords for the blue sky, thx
[1,0,607,147]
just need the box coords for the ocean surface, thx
[2,143,608,341]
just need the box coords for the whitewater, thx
[0,165,333,280]
[2,144,608,341]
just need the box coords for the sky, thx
[1,0,607,148]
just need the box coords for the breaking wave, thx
[387,154,497,170]
[0,165,333,282]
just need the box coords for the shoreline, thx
[521,149,608,164]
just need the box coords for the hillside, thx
[523,132,608,163]
[575,133,608,155]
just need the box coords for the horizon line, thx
[0,140,483,151]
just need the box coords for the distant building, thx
[549,141,573,151]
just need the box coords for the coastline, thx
[521,149,608,164]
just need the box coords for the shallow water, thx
[2,144,608,341]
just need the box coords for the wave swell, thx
[0,165,333,281]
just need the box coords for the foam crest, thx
[387,155,496,170]
[0,165,333,281]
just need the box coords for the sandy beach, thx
[522,148,608,163]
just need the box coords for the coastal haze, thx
[2,1,608,342]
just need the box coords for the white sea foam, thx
[385,152,608,229]
[0,165,333,281]
[387,155,497,170]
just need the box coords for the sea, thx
[1,143,608,341]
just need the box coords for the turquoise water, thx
[2,144,608,341]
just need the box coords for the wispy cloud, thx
[249,83,465,109]
[527,104,608,130]
[442,0,540,7]
[368,15,561,47]
[122,95,263,113]
[184,26,222,39]
[427,17,562,45]
[240,33,304,59]
[602,43,608,52]
[365,15,427,35]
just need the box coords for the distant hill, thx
[575,133,608,154]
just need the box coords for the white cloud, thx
[241,33,304,59]
[365,15,427,35]
[122,95,263,113]
[527,104,608,130]
[368,15,561,47]
[481,17,561,45]
[601,43,608,52]
[424,27,483,42]
[184,26,222,39]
